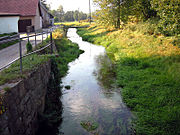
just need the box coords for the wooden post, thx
[19,37,22,73]
[35,32,37,46]
[50,32,53,54]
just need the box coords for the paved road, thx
[0,32,49,70]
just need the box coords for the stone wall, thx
[0,60,52,135]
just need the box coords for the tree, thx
[64,11,75,22]
[50,5,88,23]
[131,0,157,20]
[151,0,180,35]
[73,10,79,21]
[79,12,88,20]
[57,5,65,22]
[94,0,132,28]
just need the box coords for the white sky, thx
[46,0,97,13]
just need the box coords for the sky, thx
[46,0,97,13]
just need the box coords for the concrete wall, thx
[0,61,51,135]
[0,16,19,34]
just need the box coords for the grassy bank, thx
[0,32,17,37]
[0,40,19,50]
[54,37,84,77]
[0,32,19,50]
[77,22,180,135]
[0,54,50,86]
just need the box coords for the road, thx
[0,32,49,70]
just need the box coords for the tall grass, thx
[77,22,180,135]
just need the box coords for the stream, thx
[58,28,133,135]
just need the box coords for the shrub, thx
[26,41,32,53]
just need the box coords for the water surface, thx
[59,28,133,135]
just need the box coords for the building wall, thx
[34,6,42,30]
[40,6,51,28]
[0,16,19,34]
[19,7,42,31]
[50,18,54,26]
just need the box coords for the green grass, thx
[0,54,49,85]
[0,32,19,50]
[54,38,84,77]
[55,21,90,27]
[77,22,180,135]
[0,40,19,50]
[0,32,17,37]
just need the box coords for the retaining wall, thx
[0,60,51,135]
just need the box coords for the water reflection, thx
[59,28,133,135]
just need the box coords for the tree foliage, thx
[93,0,180,35]
[151,0,180,35]
[50,5,88,22]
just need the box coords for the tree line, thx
[94,0,180,36]
[50,5,88,22]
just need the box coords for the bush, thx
[26,41,32,53]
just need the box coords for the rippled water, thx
[58,28,133,135]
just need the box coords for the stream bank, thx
[0,28,84,135]
[58,28,134,135]
[37,31,84,135]
[77,25,180,135]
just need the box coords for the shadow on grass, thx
[115,55,180,135]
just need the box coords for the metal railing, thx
[0,29,55,72]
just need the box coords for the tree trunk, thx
[117,0,121,29]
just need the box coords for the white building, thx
[0,13,20,34]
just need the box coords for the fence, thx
[0,28,56,72]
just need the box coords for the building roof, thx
[0,0,39,16]
[40,2,54,18]
[0,12,20,16]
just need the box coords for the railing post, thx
[42,32,43,45]
[19,36,22,73]
[47,30,48,39]
[35,32,37,46]
[27,33,29,43]
[50,32,53,54]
